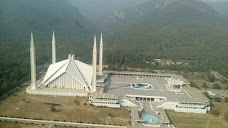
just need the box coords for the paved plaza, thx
[106,75,184,102]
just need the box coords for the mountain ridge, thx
[207,1,228,16]
[102,0,225,31]
[101,0,228,77]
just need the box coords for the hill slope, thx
[68,0,149,24]
[0,0,92,42]
[103,0,224,30]
[207,1,228,16]
[0,0,94,96]
[102,0,228,77]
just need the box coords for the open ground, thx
[0,121,48,128]
[166,102,228,128]
[0,86,129,126]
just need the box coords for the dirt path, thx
[26,95,56,104]
[205,116,225,128]
[205,115,211,128]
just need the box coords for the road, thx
[210,70,228,80]
[0,117,127,128]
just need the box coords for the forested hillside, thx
[101,0,228,78]
[1,0,228,96]
[68,0,149,24]
[0,0,94,96]
[207,1,228,16]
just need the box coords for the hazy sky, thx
[203,0,228,1]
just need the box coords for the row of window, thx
[110,73,171,78]
[92,102,119,105]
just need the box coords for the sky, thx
[203,0,228,1]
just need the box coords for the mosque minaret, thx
[92,35,97,92]
[30,33,36,90]
[52,31,56,64]
[99,33,103,76]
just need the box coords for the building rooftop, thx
[155,108,170,124]
[178,86,209,103]
[96,75,106,83]
[105,71,171,77]
[92,87,118,99]
[28,87,89,93]
[40,56,93,88]
[171,74,190,85]
[107,74,208,103]
[108,76,178,101]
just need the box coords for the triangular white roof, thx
[40,57,93,89]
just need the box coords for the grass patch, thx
[0,121,46,128]
[211,102,228,116]
[0,86,129,126]
[166,102,228,128]
[209,119,226,127]
[189,79,227,90]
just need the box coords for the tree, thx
[203,91,211,99]
[220,78,227,84]
[208,74,216,82]
[213,97,222,102]
[224,97,228,103]
[210,108,220,116]
[190,81,197,88]
[212,83,221,89]
[202,82,207,88]
[225,84,228,90]
[50,104,56,112]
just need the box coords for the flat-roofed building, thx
[89,88,120,108]
[105,71,210,114]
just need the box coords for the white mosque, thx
[25,31,211,128]
[26,32,103,96]
[26,31,210,122]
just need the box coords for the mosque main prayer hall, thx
[26,31,210,127]
[27,32,101,96]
